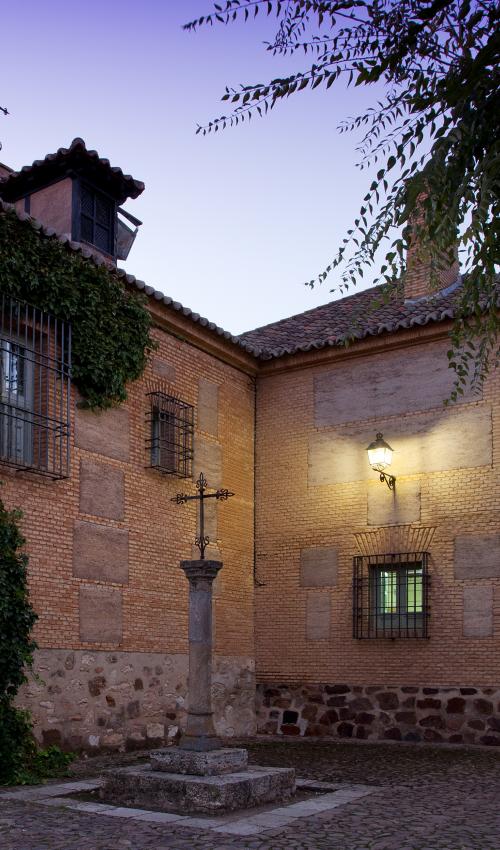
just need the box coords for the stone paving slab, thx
[1,740,499,849]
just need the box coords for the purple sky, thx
[2,1,384,334]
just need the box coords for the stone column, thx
[179,559,222,752]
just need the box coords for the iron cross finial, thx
[171,472,235,560]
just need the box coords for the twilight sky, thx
[1,1,384,335]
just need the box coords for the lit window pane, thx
[407,568,423,613]
[381,570,397,613]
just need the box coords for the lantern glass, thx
[367,433,393,471]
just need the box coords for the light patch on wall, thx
[308,405,492,485]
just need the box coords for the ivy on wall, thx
[0,207,155,408]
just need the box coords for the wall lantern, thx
[366,432,396,490]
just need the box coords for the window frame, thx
[370,561,424,633]
[0,339,35,467]
[0,296,71,479]
[146,391,194,479]
[353,552,430,639]
[73,179,116,256]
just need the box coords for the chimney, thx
[403,198,459,301]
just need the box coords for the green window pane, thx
[381,570,398,613]
[407,568,423,613]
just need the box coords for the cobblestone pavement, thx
[1,739,499,850]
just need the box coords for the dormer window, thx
[79,183,115,255]
[0,138,144,265]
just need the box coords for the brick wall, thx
[7,314,257,751]
[254,327,500,745]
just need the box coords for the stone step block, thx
[150,746,248,776]
[102,763,296,814]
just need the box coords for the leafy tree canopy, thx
[185,0,499,398]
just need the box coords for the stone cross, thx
[172,472,235,752]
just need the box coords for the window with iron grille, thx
[79,183,115,255]
[353,552,430,639]
[0,295,71,479]
[146,391,193,478]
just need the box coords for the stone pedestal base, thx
[101,764,296,814]
[150,746,248,776]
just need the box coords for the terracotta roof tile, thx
[238,281,468,359]
[0,138,144,204]
[3,198,493,365]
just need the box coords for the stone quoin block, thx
[79,586,123,644]
[314,339,477,427]
[197,497,217,540]
[73,520,129,584]
[367,480,421,526]
[79,459,125,521]
[454,534,500,580]
[193,436,223,488]
[308,405,492,485]
[463,585,493,638]
[300,547,338,587]
[75,405,130,461]
[197,378,219,436]
[152,357,176,383]
[306,591,331,640]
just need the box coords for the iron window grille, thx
[353,552,430,639]
[146,391,194,478]
[0,295,71,479]
[79,183,115,255]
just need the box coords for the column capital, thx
[180,559,222,589]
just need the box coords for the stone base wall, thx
[18,650,256,752]
[256,683,500,747]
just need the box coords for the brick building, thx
[0,139,498,751]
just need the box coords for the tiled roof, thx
[0,138,144,204]
[0,200,253,355]
[238,281,467,359]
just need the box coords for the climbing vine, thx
[0,207,155,408]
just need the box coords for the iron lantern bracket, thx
[377,470,396,490]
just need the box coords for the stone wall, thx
[256,683,500,747]
[19,650,256,752]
